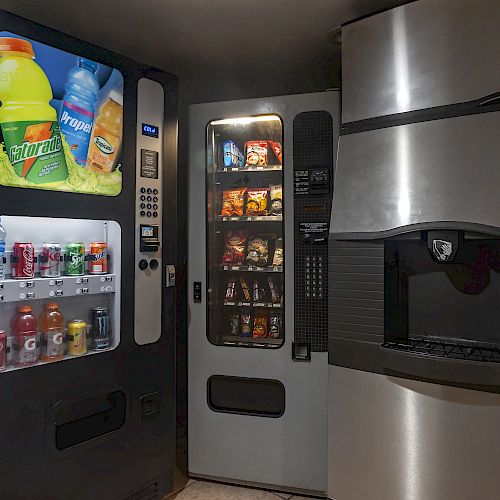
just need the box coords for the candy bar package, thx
[221,188,246,216]
[223,140,244,168]
[269,141,283,164]
[221,230,248,265]
[272,238,284,266]
[227,312,240,336]
[240,312,252,337]
[245,189,268,216]
[246,236,270,266]
[268,312,282,339]
[252,279,266,303]
[239,276,251,302]
[269,184,282,215]
[225,276,237,301]
[267,276,281,303]
[252,310,268,338]
[245,140,268,167]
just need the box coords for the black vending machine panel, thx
[293,111,334,353]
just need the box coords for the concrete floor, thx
[170,479,322,499]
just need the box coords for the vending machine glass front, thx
[206,115,284,348]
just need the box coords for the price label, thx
[82,288,89,295]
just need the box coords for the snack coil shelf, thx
[223,301,282,308]
[217,165,282,173]
[217,215,282,222]
[221,335,282,347]
[219,265,283,273]
[0,274,116,303]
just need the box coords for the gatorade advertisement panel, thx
[0,32,123,196]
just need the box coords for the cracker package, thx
[221,188,246,216]
[245,140,268,166]
[252,311,268,338]
[246,189,268,216]
[246,236,269,266]
[272,238,283,266]
[269,184,282,215]
[221,230,248,265]
[268,312,282,339]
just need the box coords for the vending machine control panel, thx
[293,110,335,353]
[135,78,164,345]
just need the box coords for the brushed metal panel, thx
[342,0,500,123]
[328,366,500,500]
[331,111,500,236]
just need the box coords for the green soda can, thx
[66,243,85,276]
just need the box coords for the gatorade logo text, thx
[60,110,93,134]
[24,337,36,351]
[9,135,61,165]
[94,136,114,155]
[53,333,63,345]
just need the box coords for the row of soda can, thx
[0,304,112,370]
[8,241,109,280]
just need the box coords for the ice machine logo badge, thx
[432,239,453,262]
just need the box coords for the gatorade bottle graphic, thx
[12,305,38,366]
[59,58,99,166]
[0,37,68,184]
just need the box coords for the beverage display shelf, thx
[223,301,282,309]
[217,215,282,222]
[221,335,282,347]
[0,274,116,303]
[219,265,283,273]
[217,165,282,173]
[1,346,114,374]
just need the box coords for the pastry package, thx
[221,188,246,216]
[240,312,252,337]
[245,140,268,166]
[245,189,268,216]
[246,236,269,266]
[252,310,268,338]
[269,184,282,215]
[272,238,284,266]
[221,230,248,265]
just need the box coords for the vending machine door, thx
[188,92,339,495]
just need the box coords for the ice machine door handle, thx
[380,345,500,388]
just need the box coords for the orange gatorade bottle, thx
[40,302,65,362]
[87,90,123,173]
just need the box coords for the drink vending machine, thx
[0,10,178,500]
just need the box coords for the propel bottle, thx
[0,37,68,184]
[59,58,99,166]
[40,302,65,362]
[12,305,38,366]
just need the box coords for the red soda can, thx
[89,242,108,274]
[40,243,62,278]
[12,242,35,279]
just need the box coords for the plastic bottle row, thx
[0,302,112,371]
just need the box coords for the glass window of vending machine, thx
[206,115,284,348]
[0,215,120,372]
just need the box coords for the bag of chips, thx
[221,188,246,216]
[246,189,268,215]
[246,236,269,266]
[269,141,283,165]
[252,311,268,338]
[272,238,283,266]
[269,184,282,215]
[221,230,248,265]
[245,140,268,166]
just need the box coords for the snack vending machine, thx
[0,11,178,500]
[188,93,339,495]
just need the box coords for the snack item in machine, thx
[240,312,252,337]
[245,188,268,216]
[223,140,244,168]
[245,140,268,166]
[267,276,281,303]
[269,184,282,215]
[252,310,268,338]
[268,312,282,339]
[272,238,284,266]
[246,236,270,266]
[225,276,237,301]
[269,141,283,164]
[252,279,266,303]
[239,276,252,302]
[228,312,240,336]
[221,230,248,265]
[221,188,246,217]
